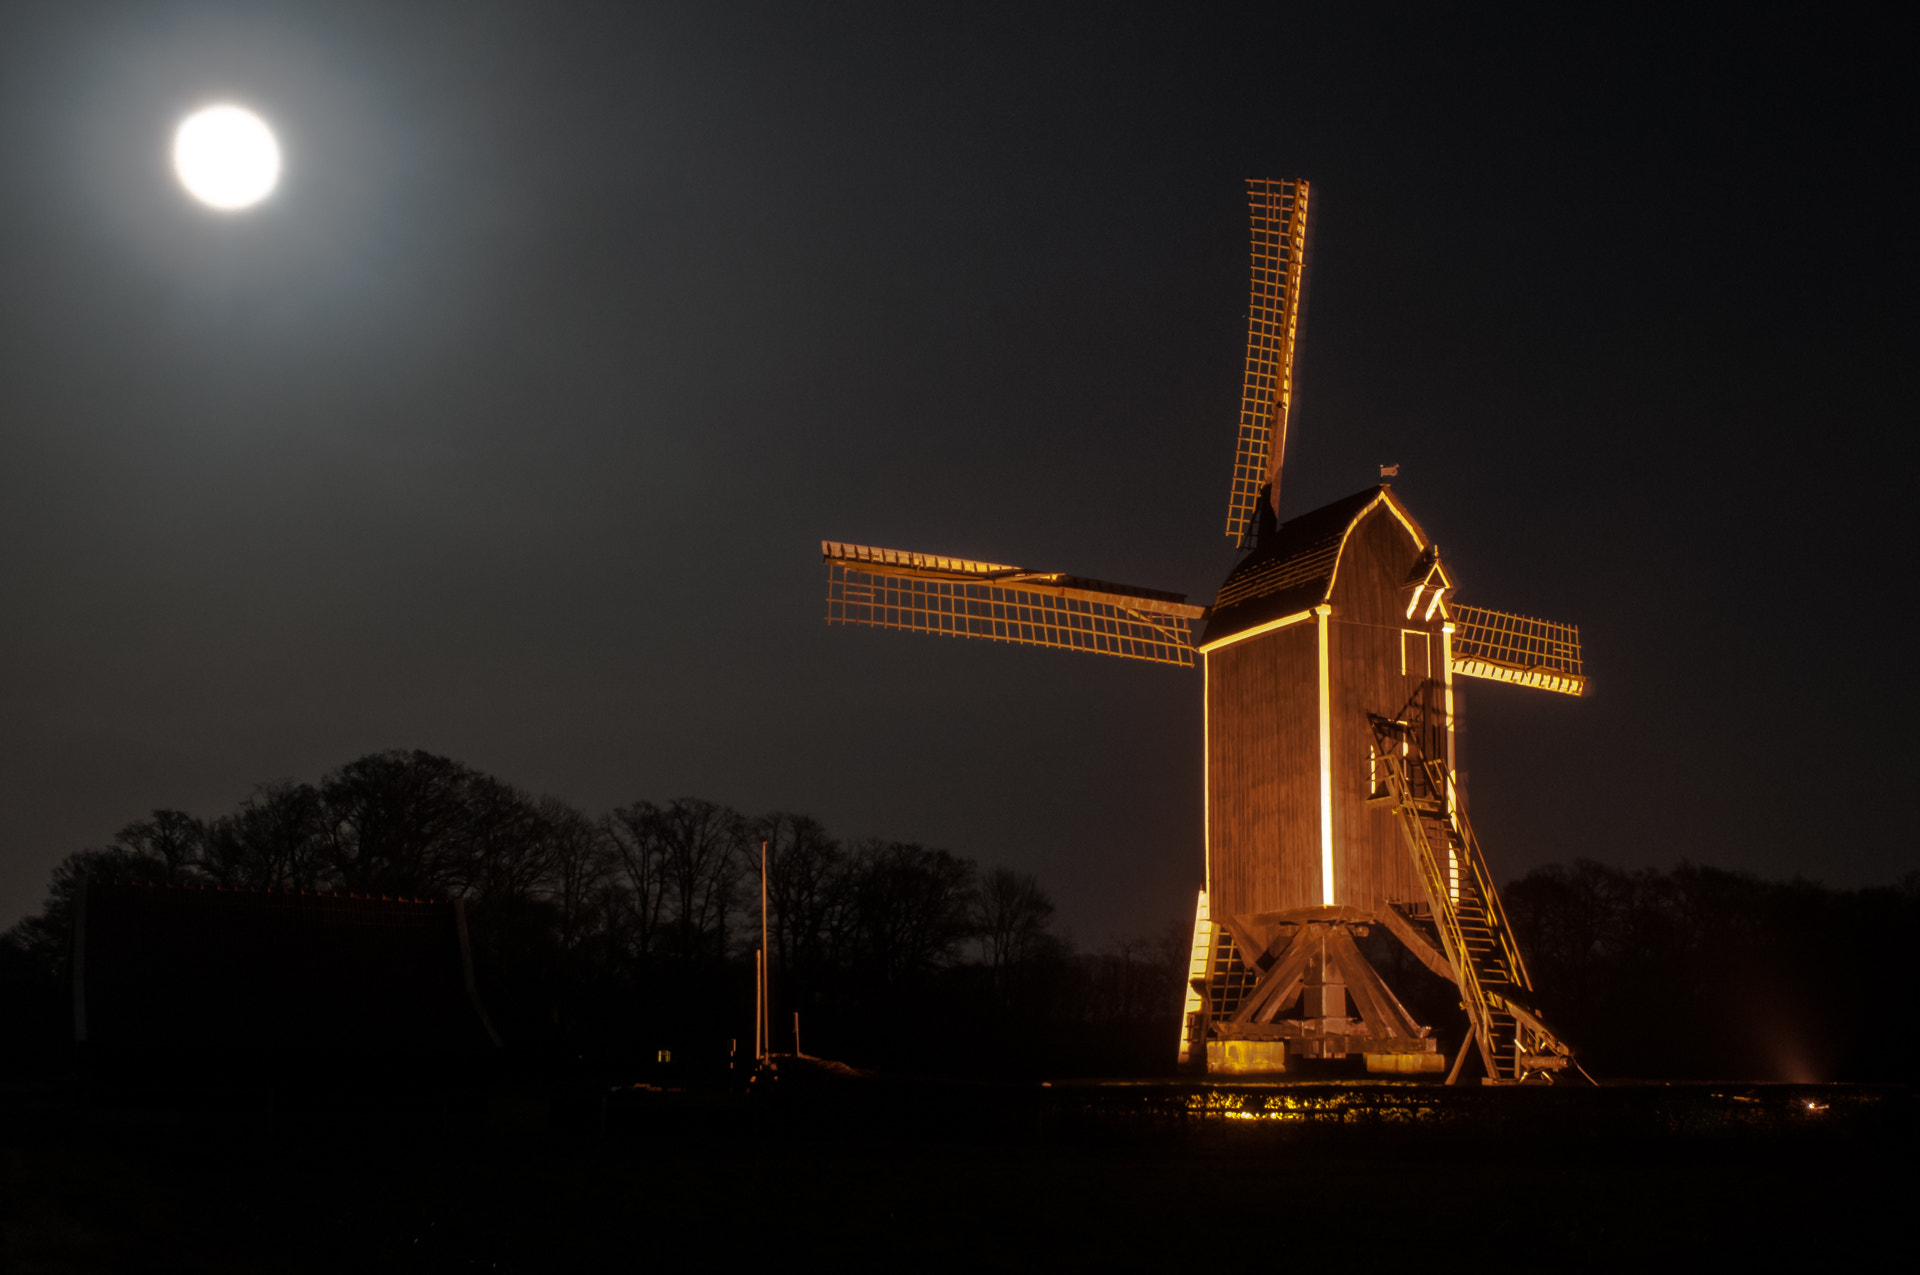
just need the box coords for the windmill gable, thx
[1327,496,1430,625]
[1325,498,1440,910]
[1202,486,1440,917]
[1202,486,1427,648]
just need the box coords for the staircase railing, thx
[1369,698,1580,1084]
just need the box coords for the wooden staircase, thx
[1368,700,1581,1084]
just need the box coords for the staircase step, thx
[1375,724,1577,1081]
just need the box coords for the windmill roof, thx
[1201,486,1426,646]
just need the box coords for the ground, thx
[1,1075,1910,1271]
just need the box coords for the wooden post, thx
[754,950,763,1061]
[761,839,770,1058]
[793,1011,801,1057]
[1444,1032,1472,1085]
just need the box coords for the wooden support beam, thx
[1494,994,1557,1046]
[1232,925,1320,1024]
[1245,904,1374,927]
[1377,903,1455,981]
[1367,967,1428,1041]
[1493,993,1583,1078]
[1252,980,1309,1024]
[1222,915,1277,974]
[1324,926,1421,1040]
[1209,1021,1435,1053]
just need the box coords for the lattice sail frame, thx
[823,541,1206,668]
[1225,177,1312,545]
[1449,604,1586,696]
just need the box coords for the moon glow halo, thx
[173,106,281,211]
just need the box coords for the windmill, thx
[821,179,1588,1084]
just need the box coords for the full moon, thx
[172,105,281,211]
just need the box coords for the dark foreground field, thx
[2,1071,1911,1272]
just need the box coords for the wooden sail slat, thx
[824,555,1202,669]
[1449,604,1586,696]
[1224,178,1312,545]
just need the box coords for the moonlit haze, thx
[171,104,279,210]
[0,4,1907,955]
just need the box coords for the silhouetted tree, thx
[973,867,1056,986]
[1502,859,1920,1080]
[605,799,745,965]
[4,812,211,976]
[460,776,555,905]
[3,842,179,975]
[545,801,615,956]
[111,810,208,879]
[753,813,858,1012]
[200,781,331,891]
[849,840,975,987]
[662,800,748,963]
[314,751,490,895]
[604,802,671,965]
[13,743,1913,1084]
[1083,929,1184,1024]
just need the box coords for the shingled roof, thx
[1201,486,1425,646]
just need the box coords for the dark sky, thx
[1,2,1912,941]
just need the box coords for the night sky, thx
[0,3,1910,942]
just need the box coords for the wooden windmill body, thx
[823,180,1587,1083]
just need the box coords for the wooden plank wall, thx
[1205,623,1319,916]
[1329,506,1438,910]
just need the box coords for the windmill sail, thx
[1449,605,1585,696]
[1225,177,1312,546]
[823,541,1207,668]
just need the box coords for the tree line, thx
[4,750,1914,1082]
[0,750,1192,1078]
[1500,859,1920,1083]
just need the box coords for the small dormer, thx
[1401,547,1454,623]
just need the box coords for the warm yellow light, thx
[1315,604,1334,906]
[1177,890,1211,1066]
[173,105,280,210]
[1202,653,1211,893]
[1196,608,1312,654]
